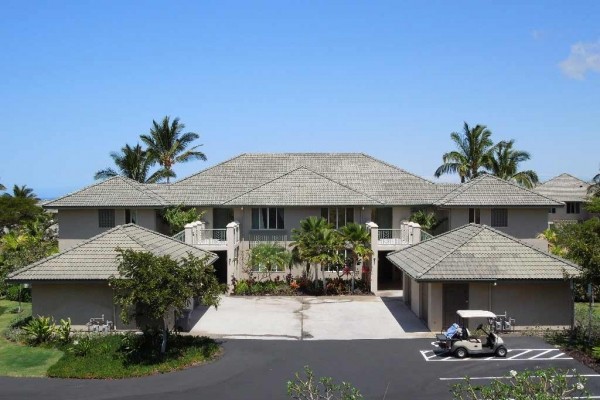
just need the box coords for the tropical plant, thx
[291,217,344,294]
[22,316,56,344]
[287,365,363,400]
[434,122,495,182]
[56,318,72,343]
[140,116,206,182]
[589,170,600,197]
[339,223,372,293]
[0,196,45,228]
[489,140,539,188]
[4,185,39,200]
[248,243,292,280]
[162,205,204,234]
[94,143,172,183]
[586,197,600,214]
[109,249,226,353]
[409,210,441,233]
[450,368,587,399]
[0,180,5,191]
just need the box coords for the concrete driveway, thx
[189,295,430,340]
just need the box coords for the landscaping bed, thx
[0,299,221,379]
[231,275,372,296]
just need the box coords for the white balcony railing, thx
[197,229,227,245]
[175,221,240,247]
[377,229,409,245]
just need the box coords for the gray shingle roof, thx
[7,224,217,281]
[386,224,580,281]
[44,176,168,208]
[534,173,591,203]
[434,174,563,207]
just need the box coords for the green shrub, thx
[68,336,94,357]
[22,316,55,344]
[450,368,587,400]
[233,280,250,295]
[287,366,363,400]
[4,285,32,302]
[56,318,71,343]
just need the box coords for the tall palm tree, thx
[140,116,206,183]
[94,143,171,183]
[489,140,539,189]
[435,122,495,182]
[339,223,372,293]
[8,185,39,200]
[291,216,343,294]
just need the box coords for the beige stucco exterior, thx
[410,280,573,332]
[447,207,548,239]
[58,208,158,251]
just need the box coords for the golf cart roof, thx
[457,310,497,319]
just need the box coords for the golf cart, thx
[435,310,508,359]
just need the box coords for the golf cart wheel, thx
[495,346,507,357]
[454,347,468,359]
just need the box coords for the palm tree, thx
[0,180,5,191]
[140,116,206,183]
[291,217,343,294]
[489,140,539,189]
[435,122,495,182]
[94,143,171,183]
[8,185,39,200]
[248,243,292,281]
[589,171,600,197]
[339,223,372,293]
[409,210,440,233]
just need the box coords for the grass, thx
[0,299,63,377]
[47,334,220,379]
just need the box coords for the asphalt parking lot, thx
[1,336,599,400]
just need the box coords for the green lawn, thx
[0,300,63,377]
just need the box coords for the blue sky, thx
[1,1,599,199]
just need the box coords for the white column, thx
[226,222,240,291]
[366,222,379,293]
[184,223,195,245]
[411,222,422,245]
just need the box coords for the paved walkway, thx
[189,294,431,340]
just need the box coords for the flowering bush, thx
[450,368,588,400]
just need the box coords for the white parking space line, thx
[421,348,573,362]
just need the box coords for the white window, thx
[321,207,354,229]
[251,208,284,230]
[98,209,115,228]
[566,202,581,214]
[468,208,481,224]
[491,208,508,227]
[125,209,138,224]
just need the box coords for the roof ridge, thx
[414,224,483,279]
[477,224,581,271]
[539,173,590,186]
[359,153,436,185]
[116,176,169,205]
[222,166,384,205]
[43,176,122,207]
[173,153,247,185]
[435,173,563,206]
[6,225,127,278]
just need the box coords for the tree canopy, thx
[95,143,173,183]
[109,249,226,353]
[489,140,539,189]
[553,218,600,286]
[140,116,206,183]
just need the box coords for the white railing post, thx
[184,223,195,245]
[226,222,240,290]
[366,222,379,293]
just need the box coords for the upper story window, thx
[549,208,556,214]
[252,208,284,230]
[125,209,138,224]
[321,207,354,229]
[468,208,481,224]
[491,208,508,227]
[566,202,581,214]
[98,209,115,228]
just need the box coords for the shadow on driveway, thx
[380,296,430,333]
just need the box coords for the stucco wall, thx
[410,278,420,317]
[549,206,590,223]
[58,208,158,251]
[32,282,134,329]
[434,281,573,330]
[447,208,548,239]
[427,283,443,332]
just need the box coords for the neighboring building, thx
[7,224,217,330]
[534,173,593,225]
[43,153,564,293]
[387,224,580,332]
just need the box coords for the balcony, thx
[174,221,240,249]
[372,221,426,248]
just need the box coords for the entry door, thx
[442,284,469,328]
